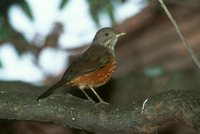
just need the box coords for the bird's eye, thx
[105,33,109,36]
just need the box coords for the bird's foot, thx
[95,101,110,107]
[87,99,96,103]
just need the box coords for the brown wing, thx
[62,45,115,82]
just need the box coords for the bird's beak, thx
[116,32,126,37]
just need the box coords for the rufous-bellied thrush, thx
[37,27,125,103]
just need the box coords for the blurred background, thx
[0,0,200,134]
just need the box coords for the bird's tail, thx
[37,80,66,101]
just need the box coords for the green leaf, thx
[19,0,34,21]
[86,0,127,25]
[120,0,127,3]
[106,2,116,25]
[0,25,8,39]
[59,0,69,10]
[0,59,2,68]
[86,0,100,25]
[90,8,100,26]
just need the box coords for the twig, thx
[158,0,200,69]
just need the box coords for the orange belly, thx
[68,59,116,89]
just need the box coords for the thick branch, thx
[0,86,199,133]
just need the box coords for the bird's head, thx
[92,27,125,51]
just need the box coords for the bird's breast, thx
[68,58,116,89]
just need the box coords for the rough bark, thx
[0,82,199,133]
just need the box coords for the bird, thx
[37,27,125,103]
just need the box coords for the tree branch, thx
[0,86,199,133]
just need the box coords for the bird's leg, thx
[88,85,108,104]
[80,89,93,101]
